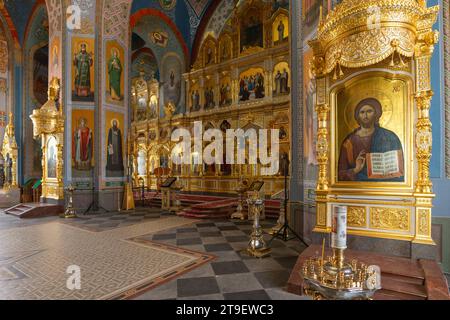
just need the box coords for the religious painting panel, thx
[133,78,148,121]
[219,34,232,63]
[332,73,412,187]
[50,37,60,81]
[71,37,95,102]
[203,77,216,109]
[149,30,169,48]
[302,0,321,39]
[203,38,217,67]
[105,40,125,105]
[46,136,57,179]
[162,54,182,110]
[240,8,263,52]
[149,93,158,119]
[72,109,94,178]
[189,81,201,112]
[159,0,176,10]
[105,111,125,178]
[137,148,147,176]
[239,67,265,102]
[272,13,289,45]
[33,45,49,106]
[273,62,290,96]
[219,75,232,107]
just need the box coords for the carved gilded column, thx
[413,27,439,244]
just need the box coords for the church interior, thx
[0,0,449,301]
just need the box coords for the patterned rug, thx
[0,215,215,300]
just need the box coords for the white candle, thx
[331,205,347,249]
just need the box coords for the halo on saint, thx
[78,117,88,125]
[343,90,393,131]
[111,118,120,128]
[111,47,119,57]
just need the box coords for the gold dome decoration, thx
[309,0,439,76]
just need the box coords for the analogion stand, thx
[160,177,178,211]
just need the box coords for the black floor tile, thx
[273,256,298,269]
[153,233,177,240]
[199,231,222,238]
[225,236,249,243]
[254,270,290,289]
[223,290,270,300]
[204,243,234,252]
[176,238,203,246]
[177,277,220,297]
[211,261,250,275]
[218,225,239,231]
[177,227,198,233]
[196,222,216,228]
[110,216,128,220]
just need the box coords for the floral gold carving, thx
[417,209,430,235]
[348,207,366,228]
[370,208,410,231]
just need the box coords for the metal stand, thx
[245,197,271,258]
[231,184,248,220]
[61,184,77,219]
[268,153,308,247]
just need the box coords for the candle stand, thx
[301,206,381,300]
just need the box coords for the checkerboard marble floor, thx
[61,207,168,232]
[0,208,311,300]
[132,219,311,300]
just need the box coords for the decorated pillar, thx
[98,0,132,210]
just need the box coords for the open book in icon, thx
[366,150,404,179]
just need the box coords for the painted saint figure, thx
[277,20,285,42]
[281,69,289,93]
[73,117,93,171]
[338,98,404,182]
[108,49,122,101]
[47,146,56,179]
[73,43,93,97]
[106,119,124,174]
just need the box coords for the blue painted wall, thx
[430,0,450,217]
[14,65,23,185]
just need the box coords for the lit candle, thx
[331,205,347,249]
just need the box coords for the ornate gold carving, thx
[0,40,8,74]
[317,203,327,226]
[369,208,410,231]
[29,77,65,200]
[348,206,366,228]
[1,113,18,188]
[324,28,415,74]
[315,104,330,191]
[417,209,430,235]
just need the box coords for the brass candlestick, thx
[61,184,77,219]
[244,196,271,258]
[231,181,248,220]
